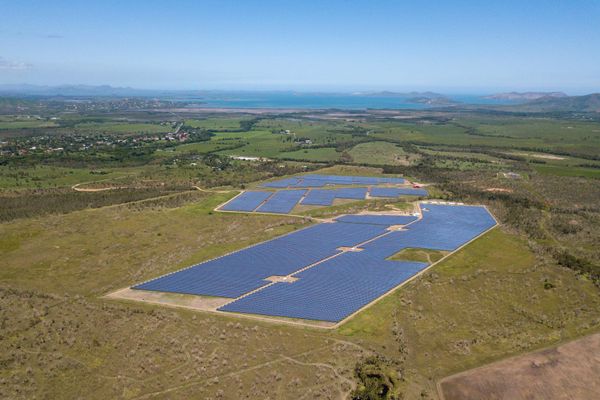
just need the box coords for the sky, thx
[1,0,599,94]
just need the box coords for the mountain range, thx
[0,85,598,112]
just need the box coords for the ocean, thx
[176,92,519,109]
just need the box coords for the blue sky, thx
[1,0,599,93]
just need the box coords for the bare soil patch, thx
[107,287,231,310]
[512,152,566,160]
[265,275,299,283]
[484,187,514,193]
[438,333,600,400]
[337,246,364,252]
[107,287,337,328]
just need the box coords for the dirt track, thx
[438,333,600,400]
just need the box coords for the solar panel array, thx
[335,214,418,226]
[222,187,427,214]
[134,203,496,322]
[369,187,428,198]
[220,191,273,212]
[133,221,387,298]
[263,174,405,188]
[219,204,496,321]
[300,189,338,206]
[219,174,427,214]
[220,254,428,322]
[300,187,369,206]
[334,187,369,199]
[256,189,306,214]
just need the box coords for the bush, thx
[351,356,400,400]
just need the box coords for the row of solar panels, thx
[221,186,428,214]
[262,174,406,188]
[134,216,393,298]
[133,204,496,322]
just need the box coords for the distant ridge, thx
[484,91,567,101]
[517,93,600,112]
[0,84,159,97]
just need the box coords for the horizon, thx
[2,1,600,93]
[0,83,596,97]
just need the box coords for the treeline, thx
[0,187,190,222]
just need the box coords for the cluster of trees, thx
[351,356,400,400]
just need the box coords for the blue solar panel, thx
[135,203,496,322]
[255,189,306,213]
[262,178,301,188]
[301,189,337,206]
[296,179,327,187]
[351,177,380,185]
[220,204,495,322]
[335,214,417,226]
[263,174,406,188]
[333,187,368,199]
[379,177,406,184]
[361,204,497,257]
[133,221,388,298]
[369,187,428,198]
[220,191,273,211]
[219,253,428,322]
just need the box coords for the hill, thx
[484,91,567,101]
[516,93,600,112]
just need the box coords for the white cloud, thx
[0,57,32,70]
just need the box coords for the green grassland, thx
[185,117,251,130]
[168,138,246,155]
[0,165,139,189]
[74,122,173,135]
[215,130,297,158]
[0,120,58,129]
[418,147,505,163]
[533,164,600,178]
[348,141,419,165]
[279,147,342,162]
[388,248,448,263]
[369,117,600,159]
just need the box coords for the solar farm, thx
[129,201,497,326]
[219,174,428,214]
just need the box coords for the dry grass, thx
[1,189,599,399]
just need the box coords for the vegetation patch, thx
[388,248,448,264]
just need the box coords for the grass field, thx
[533,164,600,178]
[0,120,58,129]
[389,248,448,263]
[185,117,251,130]
[211,131,295,158]
[0,165,139,189]
[348,141,419,165]
[74,122,173,135]
[369,117,600,158]
[279,147,341,162]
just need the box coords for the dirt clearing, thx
[438,333,600,400]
